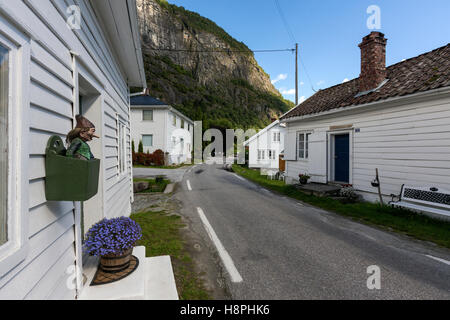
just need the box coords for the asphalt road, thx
[175,163,450,299]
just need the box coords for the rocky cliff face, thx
[136,0,293,129]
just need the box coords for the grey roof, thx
[130,95,167,106]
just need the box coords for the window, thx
[142,109,153,121]
[0,45,8,246]
[297,132,311,159]
[273,132,280,143]
[257,149,265,160]
[172,115,177,126]
[268,150,276,160]
[181,119,185,129]
[142,134,153,147]
[118,120,127,175]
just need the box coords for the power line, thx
[147,48,295,53]
[274,0,296,44]
[273,0,317,94]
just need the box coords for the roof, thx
[91,0,146,87]
[282,43,450,120]
[130,95,168,106]
[244,120,285,146]
[130,94,194,124]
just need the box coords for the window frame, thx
[0,26,30,278]
[172,114,177,127]
[142,134,154,148]
[297,132,312,160]
[116,115,127,177]
[273,131,280,143]
[142,109,153,121]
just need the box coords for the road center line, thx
[196,207,243,283]
[186,180,192,191]
[426,255,450,266]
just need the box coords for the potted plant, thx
[83,217,142,273]
[298,173,311,185]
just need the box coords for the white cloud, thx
[342,78,349,83]
[281,88,296,95]
[299,96,306,103]
[271,73,288,84]
[317,80,325,86]
[300,82,304,86]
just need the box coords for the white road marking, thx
[426,255,450,266]
[196,207,243,283]
[187,180,192,191]
[233,174,246,181]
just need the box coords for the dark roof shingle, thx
[130,95,167,106]
[282,43,450,120]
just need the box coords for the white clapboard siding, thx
[285,95,450,200]
[0,0,135,300]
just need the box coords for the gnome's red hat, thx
[75,115,95,129]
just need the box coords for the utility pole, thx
[295,43,298,105]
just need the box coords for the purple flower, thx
[83,217,142,256]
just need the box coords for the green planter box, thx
[45,135,100,201]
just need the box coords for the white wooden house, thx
[281,32,450,203]
[130,94,194,165]
[0,0,146,299]
[244,120,286,174]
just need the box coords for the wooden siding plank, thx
[29,105,72,136]
[30,81,73,119]
[24,248,75,300]
[29,202,74,238]
[0,231,74,299]
[30,60,73,102]
[31,40,72,87]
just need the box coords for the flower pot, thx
[45,135,100,201]
[300,178,309,185]
[99,248,133,273]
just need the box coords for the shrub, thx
[83,217,142,256]
[153,149,165,166]
[138,140,144,153]
[340,187,360,203]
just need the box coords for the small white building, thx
[0,0,146,299]
[130,94,194,165]
[244,120,286,174]
[281,32,450,203]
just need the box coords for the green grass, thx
[133,178,170,193]
[232,165,450,249]
[131,210,211,300]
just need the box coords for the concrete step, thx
[79,246,178,300]
[144,256,179,300]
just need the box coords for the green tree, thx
[138,140,144,153]
[132,140,136,154]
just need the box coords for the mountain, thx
[136,0,294,129]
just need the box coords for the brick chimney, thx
[358,32,387,92]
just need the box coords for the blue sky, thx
[168,0,450,104]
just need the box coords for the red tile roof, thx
[282,43,450,120]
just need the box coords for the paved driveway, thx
[133,166,192,183]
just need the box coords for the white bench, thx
[390,185,450,220]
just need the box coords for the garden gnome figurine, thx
[66,115,100,160]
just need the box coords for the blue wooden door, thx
[334,134,349,183]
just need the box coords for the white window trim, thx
[142,134,154,148]
[142,109,153,121]
[273,131,280,143]
[116,114,127,178]
[0,26,30,277]
[297,131,312,160]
